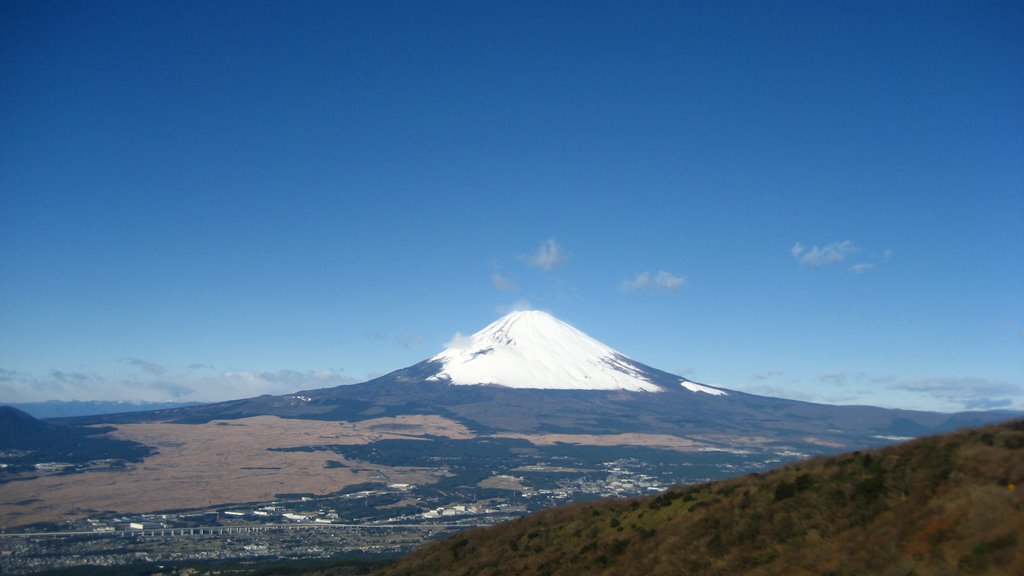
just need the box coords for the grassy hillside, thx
[364,419,1024,576]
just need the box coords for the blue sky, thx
[1,1,1021,412]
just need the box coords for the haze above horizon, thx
[1,1,1021,412]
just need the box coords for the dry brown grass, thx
[0,415,470,527]
[489,432,706,451]
[1,413,787,528]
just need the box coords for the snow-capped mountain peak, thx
[426,310,667,392]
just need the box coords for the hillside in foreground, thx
[357,419,1024,576]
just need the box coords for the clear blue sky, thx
[2,1,1021,412]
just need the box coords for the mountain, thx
[90,310,1002,454]
[0,405,53,444]
[426,310,680,392]
[10,400,202,419]
[369,419,1024,576]
[0,406,152,476]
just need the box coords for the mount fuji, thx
[426,310,721,394]
[92,309,1006,452]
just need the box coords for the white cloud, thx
[791,243,891,273]
[791,240,859,267]
[491,272,517,292]
[655,270,686,291]
[622,271,651,292]
[622,270,687,293]
[790,243,806,260]
[215,369,358,398]
[526,239,568,270]
[496,299,534,315]
[443,331,472,350]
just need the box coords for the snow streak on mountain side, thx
[681,381,728,396]
[427,310,669,392]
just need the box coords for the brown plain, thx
[1,414,726,528]
[0,415,470,527]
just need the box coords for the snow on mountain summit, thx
[426,310,666,392]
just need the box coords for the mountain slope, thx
[373,419,1024,576]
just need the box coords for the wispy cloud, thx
[147,380,195,398]
[622,270,687,293]
[526,239,568,270]
[211,369,360,398]
[792,241,892,273]
[791,241,858,267]
[850,248,892,273]
[49,369,93,384]
[816,372,900,388]
[0,366,361,404]
[397,332,426,349]
[119,357,167,376]
[732,383,817,403]
[220,369,356,387]
[0,368,91,400]
[496,299,534,315]
[491,272,518,292]
[888,377,1022,410]
[622,272,651,292]
[365,329,426,349]
[655,271,686,291]
[1,368,131,402]
[443,332,472,349]
[817,371,870,386]
[808,371,1021,410]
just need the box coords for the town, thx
[0,449,803,574]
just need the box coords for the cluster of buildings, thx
[1,453,778,574]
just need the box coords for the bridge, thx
[0,521,496,539]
